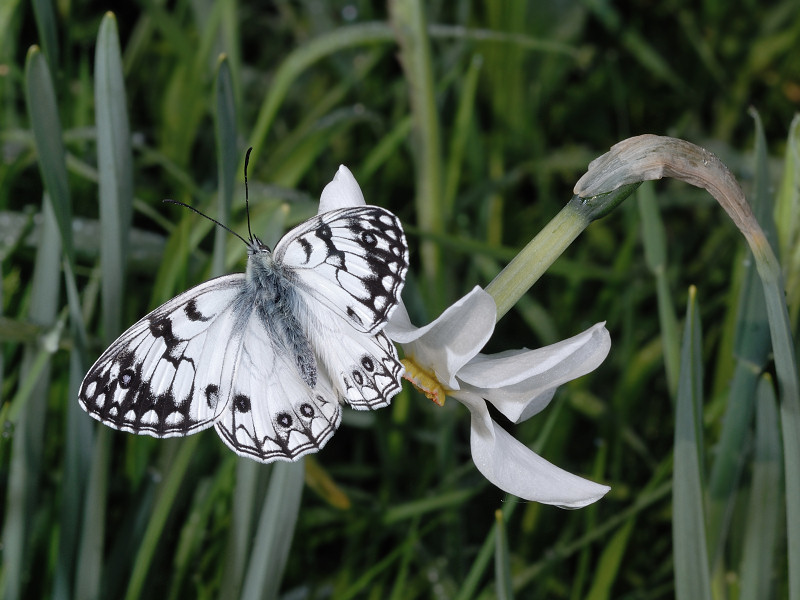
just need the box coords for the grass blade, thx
[637,182,679,397]
[95,11,134,341]
[673,286,712,600]
[389,0,444,291]
[775,114,800,327]
[494,509,514,600]
[124,437,201,600]
[213,54,237,278]
[1,199,61,600]
[739,375,782,600]
[31,0,58,69]
[240,461,304,600]
[24,46,73,265]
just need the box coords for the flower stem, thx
[485,183,639,321]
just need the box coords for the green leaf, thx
[95,11,134,342]
[673,286,712,600]
[213,54,238,279]
[24,46,74,265]
[494,509,514,600]
[739,375,782,600]
[240,461,304,600]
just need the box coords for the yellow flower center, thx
[401,358,446,406]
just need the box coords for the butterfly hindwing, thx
[213,309,342,462]
[274,206,408,333]
[79,275,246,436]
[316,329,404,411]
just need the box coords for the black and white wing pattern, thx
[79,202,408,464]
[79,275,245,436]
[213,308,343,462]
[274,206,408,333]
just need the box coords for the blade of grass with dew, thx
[739,374,782,600]
[239,461,304,600]
[213,54,237,278]
[637,182,679,397]
[389,0,444,294]
[494,509,514,600]
[1,199,61,600]
[673,286,712,600]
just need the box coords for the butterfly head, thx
[247,236,271,255]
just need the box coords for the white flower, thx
[318,165,365,212]
[317,165,611,508]
[386,287,612,508]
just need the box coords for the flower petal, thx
[457,391,610,508]
[458,323,611,423]
[318,165,365,213]
[386,287,496,388]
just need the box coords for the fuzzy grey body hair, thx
[240,243,317,388]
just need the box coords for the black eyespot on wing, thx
[359,231,377,247]
[233,394,251,413]
[276,412,293,428]
[299,403,315,418]
[352,371,364,385]
[361,356,374,372]
[119,368,136,389]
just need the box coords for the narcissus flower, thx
[386,287,611,508]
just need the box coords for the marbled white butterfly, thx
[79,161,408,463]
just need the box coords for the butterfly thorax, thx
[244,247,318,388]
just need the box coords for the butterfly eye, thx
[360,356,375,372]
[276,412,293,428]
[299,403,315,418]
[233,394,251,413]
[119,369,135,389]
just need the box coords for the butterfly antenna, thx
[244,147,254,243]
[162,199,250,247]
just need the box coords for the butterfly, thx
[79,166,408,463]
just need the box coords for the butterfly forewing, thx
[274,206,408,333]
[79,275,245,436]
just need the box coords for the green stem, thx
[486,183,639,320]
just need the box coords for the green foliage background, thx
[1,1,799,598]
